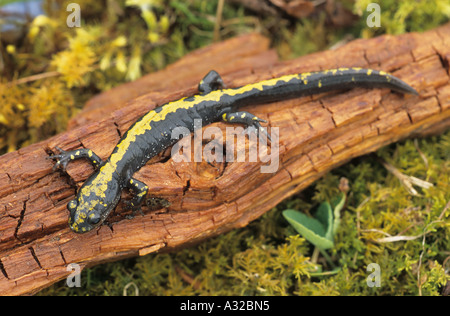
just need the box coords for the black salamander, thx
[49,68,418,233]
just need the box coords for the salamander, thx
[49,68,418,233]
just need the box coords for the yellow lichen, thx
[50,28,97,88]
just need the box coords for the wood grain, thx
[1,25,450,295]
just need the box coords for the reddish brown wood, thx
[1,26,450,295]
[68,33,277,129]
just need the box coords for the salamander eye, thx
[88,213,101,225]
[67,199,78,215]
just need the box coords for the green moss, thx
[40,131,449,296]
[354,0,450,36]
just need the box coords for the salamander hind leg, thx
[198,70,225,94]
[48,146,103,171]
[124,178,148,218]
[221,111,271,141]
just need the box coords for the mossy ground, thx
[40,132,450,296]
[1,0,448,295]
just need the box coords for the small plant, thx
[283,192,346,268]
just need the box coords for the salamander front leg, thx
[220,111,271,141]
[198,70,225,94]
[124,178,148,217]
[48,146,103,171]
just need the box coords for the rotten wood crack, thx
[13,196,29,242]
[28,247,43,270]
[0,259,8,280]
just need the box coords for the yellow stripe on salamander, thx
[76,73,304,213]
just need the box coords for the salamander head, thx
[67,176,121,233]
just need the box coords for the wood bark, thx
[1,25,450,295]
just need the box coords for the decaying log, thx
[1,25,450,295]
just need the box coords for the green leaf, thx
[282,209,334,250]
[330,192,346,236]
[282,193,346,251]
[315,201,334,241]
[309,266,342,277]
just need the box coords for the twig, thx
[123,282,139,296]
[213,0,225,42]
[174,265,201,290]
[9,71,61,86]
[375,155,433,195]
[361,202,447,244]
[413,139,429,169]
[355,197,370,237]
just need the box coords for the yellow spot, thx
[367,69,373,75]
[352,67,362,71]
[352,77,355,82]
[222,113,227,121]
[130,179,134,184]
[75,150,80,156]
[230,116,235,121]
[303,80,308,85]
[318,80,322,88]
[300,72,311,79]
[88,150,93,157]
[241,113,246,118]
[70,155,75,160]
